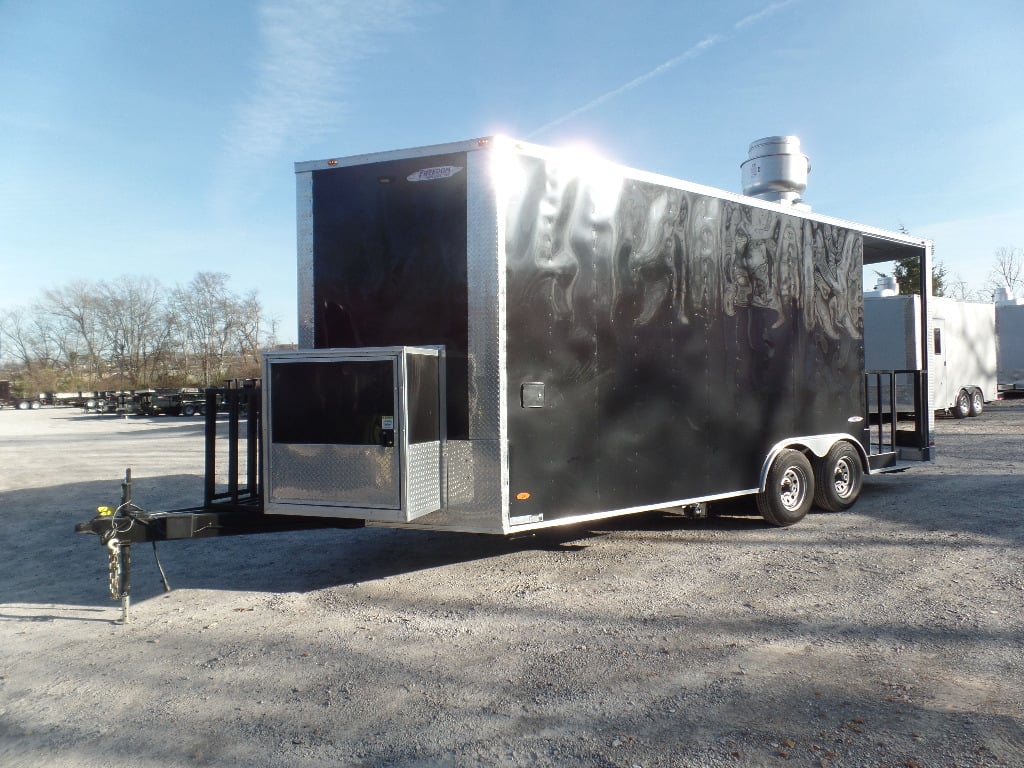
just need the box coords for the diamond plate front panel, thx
[269,443,399,509]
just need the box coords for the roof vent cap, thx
[741,135,810,209]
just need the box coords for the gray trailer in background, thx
[996,298,1024,394]
[864,294,997,417]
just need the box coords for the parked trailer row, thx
[0,384,215,415]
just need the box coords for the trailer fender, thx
[758,434,867,492]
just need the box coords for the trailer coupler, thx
[77,468,365,623]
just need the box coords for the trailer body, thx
[864,294,997,417]
[252,137,933,534]
[996,300,1024,393]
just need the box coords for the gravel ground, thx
[0,403,1022,768]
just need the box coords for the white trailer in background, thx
[864,294,997,418]
[995,295,1024,394]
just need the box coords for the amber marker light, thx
[327,159,338,166]
[515,492,531,501]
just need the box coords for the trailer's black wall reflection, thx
[504,154,866,519]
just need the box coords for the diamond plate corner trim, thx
[296,170,315,348]
[406,441,441,519]
[465,150,502,442]
[419,438,503,529]
[466,148,510,527]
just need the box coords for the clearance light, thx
[327,159,338,166]
[515,492,531,501]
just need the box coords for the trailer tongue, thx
[76,137,935,618]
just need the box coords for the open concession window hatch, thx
[263,346,445,522]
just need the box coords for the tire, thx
[968,389,984,417]
[952,389,971,419]
[183,404,197,417]
[30,400,41,410]
[813,442,864,512]
[757,449,814,527]
[16,400,30,410]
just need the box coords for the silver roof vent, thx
[741,136,810,208]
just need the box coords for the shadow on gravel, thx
[857,472,1024,540]
[3,464,1020,617]
[0,471,762,614]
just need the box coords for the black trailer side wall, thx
[504,155,866,519]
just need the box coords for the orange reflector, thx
[515,492,530,501]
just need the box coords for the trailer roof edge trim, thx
[295,135,930,263]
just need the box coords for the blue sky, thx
[2,0,1022,342]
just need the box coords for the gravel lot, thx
[1,403,1022,768]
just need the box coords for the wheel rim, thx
[972,392,982,409]
[833,457,854,499]
[779,466,806,511]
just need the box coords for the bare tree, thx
[41,281,109,387]
[99,276,174,388]
[235,289,271,378]
[986,246,1024,300]
[172,272,240,386]
[944,273,987,302]
[0,306,54,373]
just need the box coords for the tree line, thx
[890,246,1023,301]
[969,245,1024,301]
[0,272,282,394]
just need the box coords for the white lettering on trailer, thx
[407,166,463,182]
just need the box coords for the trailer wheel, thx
[757,449,814,527]
[968,389,984,417]
[813,442,863,512]
[183,404,197,417]
[952,389,971,419]
[30,400,42,410]
[16,399,30,410]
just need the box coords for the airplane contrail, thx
[527,36,721,139]
[528,0,800,139]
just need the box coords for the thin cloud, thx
[212,0,426,218]
[735,0,799,30]
[529,0,800,139]
[228,0,422,161]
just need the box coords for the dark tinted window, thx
[271,360,394,445]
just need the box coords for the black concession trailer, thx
[79,137,935,613]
